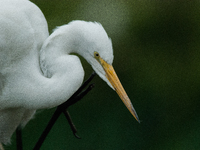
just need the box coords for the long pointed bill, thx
[99,58,140,123]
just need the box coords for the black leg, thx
[63,110,80,139]
[62,71,96,107]
[33,108,62,150]
[33,72,96,149]
[60,83,95,110]
[63,83,95,139]
[16,126,23,150]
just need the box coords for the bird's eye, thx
[94,52,100,58]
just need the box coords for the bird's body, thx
[0,0,49,143]
[0,0,139,145]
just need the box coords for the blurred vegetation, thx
[6,0,200,149]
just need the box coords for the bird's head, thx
[68,21,140,122]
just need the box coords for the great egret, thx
[0,0,140,147]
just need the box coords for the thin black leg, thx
[63,110,80,139]
[33,108,62,150]
[33,72,96,149]
[60,83,95,110]
[63,83,95,139]
[16,126,23,150]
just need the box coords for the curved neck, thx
[3,25,86,110]
[39,25,83,77]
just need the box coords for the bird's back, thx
[0,0,49,70]
[0,0,49,144]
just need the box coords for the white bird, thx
[0,0,139,146]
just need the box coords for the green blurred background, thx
[6,0,200,149]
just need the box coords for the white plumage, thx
[0,0,139,145]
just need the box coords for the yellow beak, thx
[99,57,140,123]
